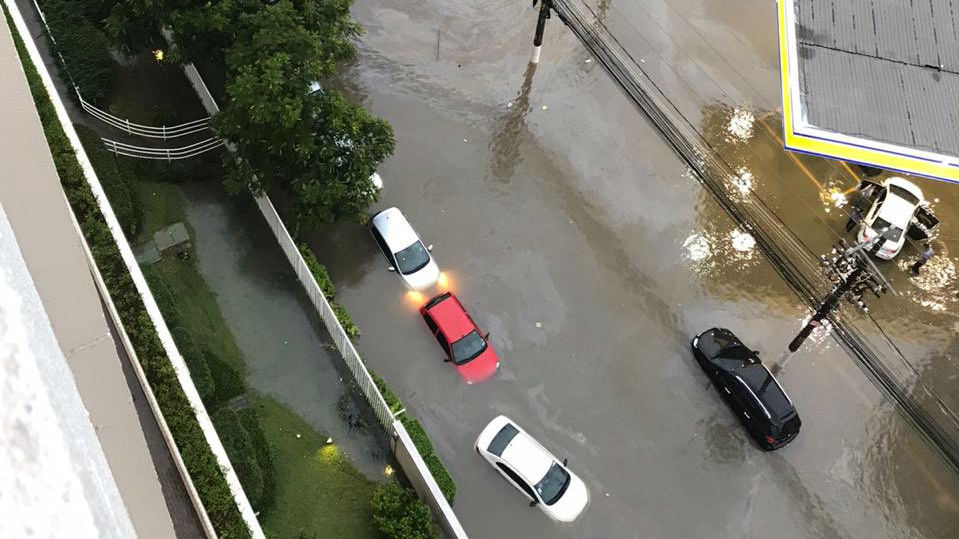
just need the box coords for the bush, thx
[299,244,336,299]
[399,416,433,457]
[205,351,246,406]
[332,302,360,339]
[171,328,215,403]
[238,408,276,514]
[36,0,116,105]
[3,10,251,537]
[74,124,140,237]
[213,408,265,510]
[371,482,437,539]
[423,454,456,504]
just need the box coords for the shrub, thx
[3,10,250,537]
[213,408,265,510]
[423,454,456,504]
[399,416,433,457]
[205,351,246,406]
[74,124,140,237]
[238,408,276,514]
[299,243,336,300]
[171,328,215,403]
[371,482,437,539]
[36,0,116,105]
[332,302,360,339]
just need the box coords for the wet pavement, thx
[305,0,959,537]
[180,181,388,479]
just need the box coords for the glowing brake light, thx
[765,435,777,444]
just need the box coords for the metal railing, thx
[103,137,224,160]
[79,94,210,139]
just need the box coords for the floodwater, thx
[304,0,959,537]
[180,182,388,479]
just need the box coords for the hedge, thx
[298,243,360,338]
[74,124,140,237]
[239,408,276,514]
[371,372,456,503]
[213,408,267,512]
[3,9,251,538]
[371,481,438,539]
[35,0,116,105]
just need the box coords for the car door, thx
[863,187,887,226]
[908,205,939,240]
[434,329,452,359]
[495,462,538,502]
[370,226,395,266]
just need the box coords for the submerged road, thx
[306,0,959,538]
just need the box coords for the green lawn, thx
[252,394,384,539]
[130,175,186,245]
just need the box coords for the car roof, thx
[500,430,553,484]
[371,207,419,251]
[426,293,475,341]
[735,365,795,420]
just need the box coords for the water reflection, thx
[488,61,538,184]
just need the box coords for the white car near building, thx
[856,177,931,260]
[369,207,440,290]
[475,416,589,523]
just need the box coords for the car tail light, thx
[765,435,777,444]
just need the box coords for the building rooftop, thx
[779,0,959,182]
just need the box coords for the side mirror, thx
[427,244,434,252]
[484,331,491,339]
[387,266,395,272]
[443,358,451,363]
[562,458,568,466]
[529,500,538,507]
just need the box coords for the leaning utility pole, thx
[531,0,553,64]
[787,237,894,353]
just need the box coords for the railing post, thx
[162,124,167,141]
[125,118,131,135]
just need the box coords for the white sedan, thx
[856,177,926,260]
[475,416,589,523]
[369,207,440,290]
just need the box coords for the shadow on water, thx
[179,181,389,478]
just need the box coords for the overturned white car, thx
[854,177,939,260]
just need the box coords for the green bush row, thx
[3,10,251,538]
[371,372,457,503]
[75,124,141,237]
[371,481,438,539]
[212,407,276,514]
[35,0,116,105]
[298,243,360,339]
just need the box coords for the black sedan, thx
[691,328,801,450]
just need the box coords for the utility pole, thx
[531,0,553,64]
[787,237,894,353]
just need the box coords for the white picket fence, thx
[79,94,210,139]
[103,136,224,160]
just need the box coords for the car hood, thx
[544,473,589,523]
[403,259,440,291]
[454,346,499,384]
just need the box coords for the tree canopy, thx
[106,0,395,231]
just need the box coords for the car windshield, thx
[451,331,487,365]
[736,365,793,419]
[697,330,739,358]
[871,217,903,242]
[889,184,919,205]
[395,241,431,274]
[535,462,571,506]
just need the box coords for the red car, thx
[420,292,499,384]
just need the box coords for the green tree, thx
[288,90,394,231]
